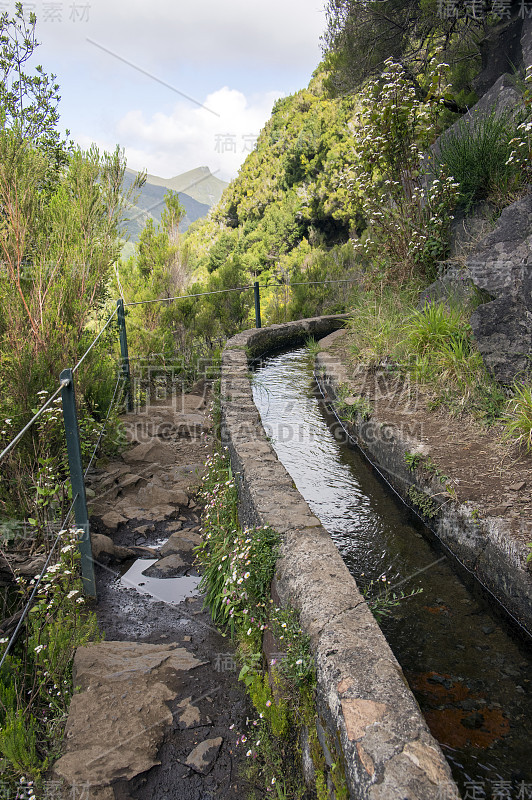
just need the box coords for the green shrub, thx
[347,288,415,365]
[0,528,101,785]
[345,294,505,423]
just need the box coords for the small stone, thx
[481,625,495,635]
[100,511,127,532]
[184,737,223,774]
[118,473,144,489]
[91,533,135,563]
[183,636,192,642]
[487,504,512,516]
[461,712,484,729]
[131,546,159,558]
[427,674,453,689]
[509,481,526,491]
[142,554,187,578]
[134,524,154,535]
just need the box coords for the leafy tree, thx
[207,230,237,273]
[201,255,252,338]
[321,0,484,102]
[0,2,68,172]
[120,191,192,355]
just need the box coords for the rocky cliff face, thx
[426,19,532,384]
[468,195,532,383]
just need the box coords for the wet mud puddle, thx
[120,558,200,605]
[253,348,532,800]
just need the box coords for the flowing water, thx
[252,347,532,800]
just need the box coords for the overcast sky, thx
[13,0,327,182]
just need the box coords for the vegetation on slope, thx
[0,6,132,787]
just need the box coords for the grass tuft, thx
[435,107,526,211]
[501,383,532,452]
[346,293,506,423]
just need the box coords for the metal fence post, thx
[60,368,97,598]
[117,298,133,412]
[254,281,261,329]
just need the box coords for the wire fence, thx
[0,277,355,470]
[0,277,355,660]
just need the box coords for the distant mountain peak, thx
[125,166,227,208]
[122,166,228,243]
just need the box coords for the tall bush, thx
[348,58,458,282]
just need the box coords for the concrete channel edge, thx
[221,316,462,800]
[315,334,532,638]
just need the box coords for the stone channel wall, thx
[221,316,461,800]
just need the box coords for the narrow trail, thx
[53,390,250,800]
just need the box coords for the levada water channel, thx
[251,346,532,800]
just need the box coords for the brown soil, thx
[325,331,532,549]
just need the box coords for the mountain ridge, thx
[122,166,228,243]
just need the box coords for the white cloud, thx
[39,0,325,70]
[11,0,325,181]
[108,86,281,180]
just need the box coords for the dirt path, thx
[53,391,251,800]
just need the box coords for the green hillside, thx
[182,71,362,321]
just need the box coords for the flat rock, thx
[54,642,206,790]
[115,504,145,521]
[123,441,176,465]
[136,483,176,507]
[160,532,201,557]
[143,504,177,522]
[129,545,159,558]
[136,482,189,509]
[176,696,212,729]
[184,737,223,774]
[100,511,127,532]
[118,473,144,490]
[142,554,187,578]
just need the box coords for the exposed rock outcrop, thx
[423,21,532,383]
[468,193,532,382]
